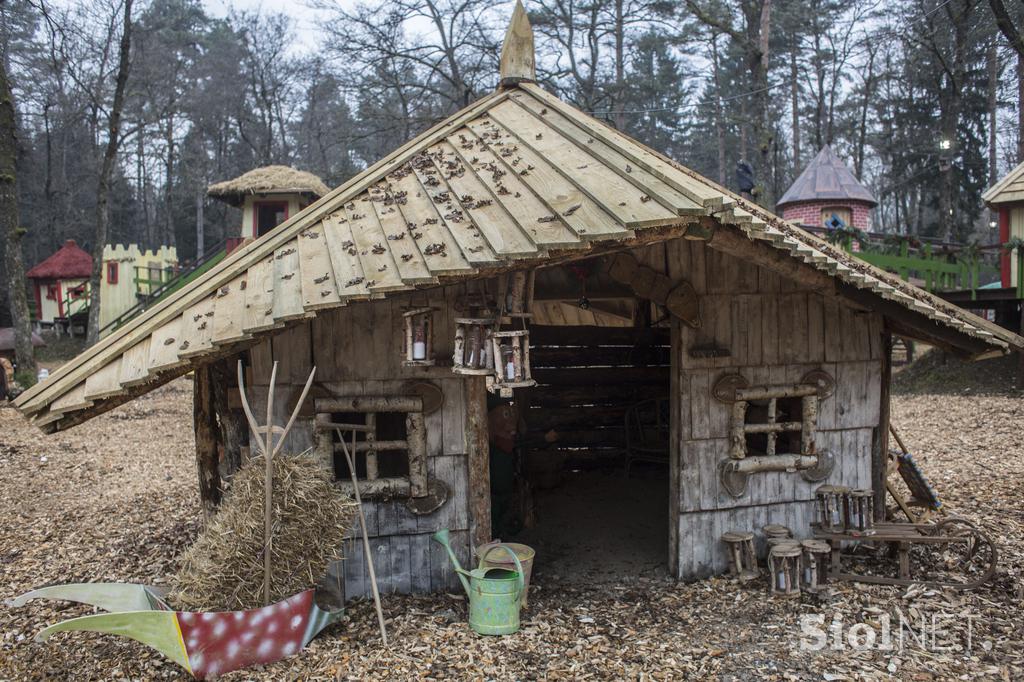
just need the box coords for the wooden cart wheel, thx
[930,518,998,589]
[926,516,977,535]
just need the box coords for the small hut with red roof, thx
[26,239,92,327]
[776,146,877,233]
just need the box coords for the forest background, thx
[2,0,1023,329]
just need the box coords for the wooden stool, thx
[763,524,792,540]
[847,489,875,535]
[800,539,831,593]
[815,485,848,532]
[769,541,803,598]
[721,531,759,582]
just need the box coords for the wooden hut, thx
[26,239,93,329]
[207,166,330,252]
[13,3,1023,592]
[776,146,877,232]
[982,161,1024,290]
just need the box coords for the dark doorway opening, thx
[494,260,673,583]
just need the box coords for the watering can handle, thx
[480,545,524,600]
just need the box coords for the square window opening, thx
[328,410,410,481]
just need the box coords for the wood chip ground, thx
[1,377,1021,680]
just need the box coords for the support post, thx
[193,363,222,518]
[464,375,491,550]
[210,356,246,477]
[872,331,892,520]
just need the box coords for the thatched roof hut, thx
[207,166,330,207]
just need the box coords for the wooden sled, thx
[813,518,998,590]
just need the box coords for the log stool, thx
[763,524,792,540]
[721,531,759,582]
[815,485,848,532]
[847,489,875,535]
[800,539,831,593]
[768,541,803,598]
[769,541,803,598]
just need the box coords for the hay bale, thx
[170,454,357,611]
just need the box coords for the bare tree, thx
[684,0,773,205]
[0,1,36,381]
[86,0,132,344]
[989,0,1024,161]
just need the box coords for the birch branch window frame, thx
[728,384,820,460]
[313,396,428,501]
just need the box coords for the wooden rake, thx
[236,359,317,605]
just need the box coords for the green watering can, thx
[432,529,524,636]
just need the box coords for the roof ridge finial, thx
[499,0,535,88]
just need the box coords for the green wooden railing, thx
[835,235,1002,300]
[97,241,227,337]
[58,286,90,319]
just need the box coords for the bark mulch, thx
[1,379,1021,680]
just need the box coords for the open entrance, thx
[491,257,673,583]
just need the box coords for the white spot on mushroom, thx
[189,652,203,670]
[257,639,275,658]
[290,615,303,630]
[281,641,298,657]
[201,613,216,622]
[226,639,241,659]
[212,620,228,638]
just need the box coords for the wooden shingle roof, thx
[13,10,1023,432]
[982,160,1024,206]
[776,146,876,209]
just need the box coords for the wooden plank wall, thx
[646,239,885,579]
[523,325,671,464]
[247,283,480,597]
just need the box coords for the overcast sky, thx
[202,0,346,52]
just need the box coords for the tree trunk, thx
[0,38,35,379]
[710,33,727,185]
[790,44,800,170]
[86,0,133,345]
[1019,53,1024,162]
[164,115,175,248]
[614,0,625,131]
[988,0,1024,161]
[855,48,875,179]
[195,189,205,259]
[746,0,773,205]
[987,41,999,184]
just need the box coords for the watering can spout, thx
[431,529,471,596]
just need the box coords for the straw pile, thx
[169,454,357,611]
